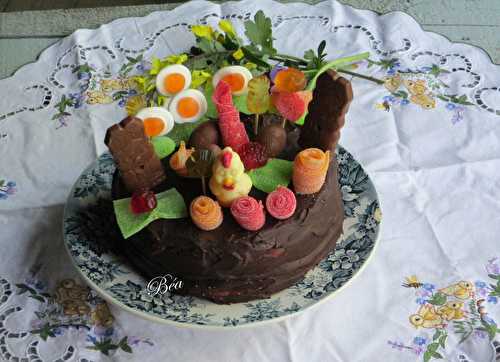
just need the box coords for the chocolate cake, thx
[107,70,352,304]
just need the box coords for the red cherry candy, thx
[130,189,157,214]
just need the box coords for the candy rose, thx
[230,196,265,231]
[292,148,330,194]
[265,186,296,220]
[190,196,223,231]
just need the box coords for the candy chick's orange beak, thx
[222,177,235,190]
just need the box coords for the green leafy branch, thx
[423,329,447,362]
[436,94,475,106]
[87,336,133,356]
[52,95,75,121]
[16,283,51,303]
[119,54,144,77]
[31,322,90,341]
[367,57,399,70]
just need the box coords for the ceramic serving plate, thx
[63,146,381,328]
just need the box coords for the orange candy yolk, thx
[164,73,186,94]
[274,68,306,92]
[143,117,165,137]
[177,97,200,119]
[221,73,245,93]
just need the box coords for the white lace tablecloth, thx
[1,0,500,361]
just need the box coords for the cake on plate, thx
[102,12,369,304]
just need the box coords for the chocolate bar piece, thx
[105,116,166,193]
[299,70,353,151]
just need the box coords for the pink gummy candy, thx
[230,196,266,231]
[265,186,297,220]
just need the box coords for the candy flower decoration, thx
[265,186,297,220]
[190,196,223,231]
[130,189,157,214]
[212,81,249,152]
[231,196,266,231]
[136,107,175,137]
[209,147,252,207]
[169,141,195,176]
[292,148,331,194]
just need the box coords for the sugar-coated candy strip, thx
[190,196,223,231]
[230,196,265,231]
[265,186,296,220]
[292,148,330,194]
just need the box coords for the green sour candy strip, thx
[113,188,187,239]
[249,158,293,193]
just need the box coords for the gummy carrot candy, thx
[273,68,306,93]
[212,81,249,151]
[230,196,265,231]
[265,186,296,220]
[274,90,312,122]
[292,148,330,194]
[169,141,195,176]
[190,196,223,231]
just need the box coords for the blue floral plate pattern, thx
[63,146,381,328]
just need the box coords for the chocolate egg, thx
[257,124,287,158]
[188,120,221,150]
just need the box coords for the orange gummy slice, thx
[274,68,306,93]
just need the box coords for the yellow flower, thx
[191,70,212,89]
[164,53,188,65]
[232,48,244,60]
[219,20,236,37]
[243,62,257,70]
[125,95,146,116]
[191,25,214,39]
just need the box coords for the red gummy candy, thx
[130,189,157,214]
[212,80,233,112]
[266,186,297,220]
[273,90,312,122]
[238,142,268,170]
[213,81,249,150]
[231,196,266,231]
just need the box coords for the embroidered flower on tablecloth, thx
[389,259,500,361]
[0,179,17,200]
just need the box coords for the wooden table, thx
[1,0,499,79]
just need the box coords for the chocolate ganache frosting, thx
[109,70,350,304]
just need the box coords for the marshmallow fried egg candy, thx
[212,66,253,96]
[156,64,192,96]
[168,89,208,123]
[136,107,174,137]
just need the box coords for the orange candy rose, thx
[292,148,331,194]
[190,196,223,231]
